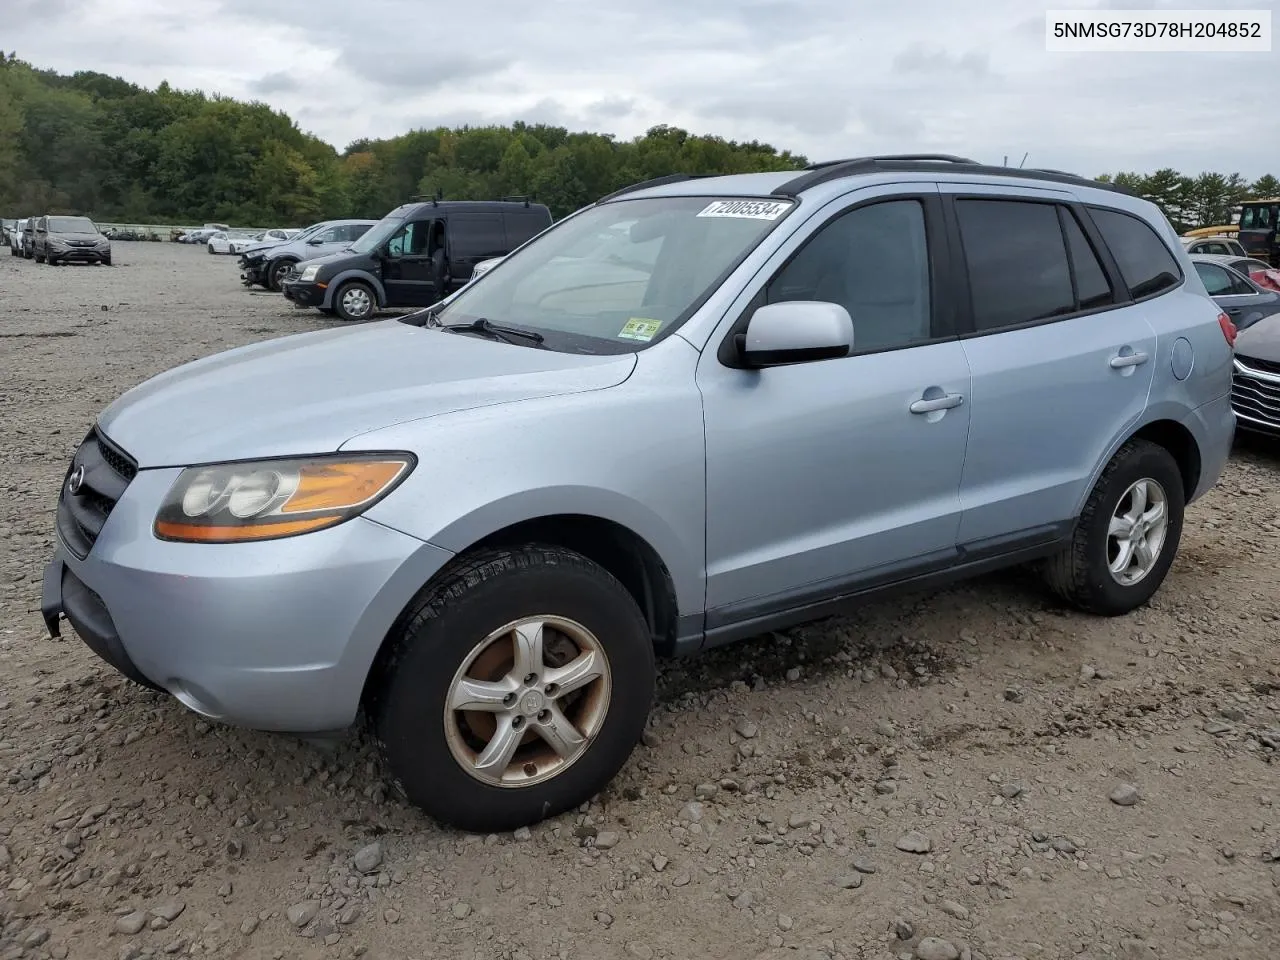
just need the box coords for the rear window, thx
[1088,207,1182,299]
[956,199,1075,331]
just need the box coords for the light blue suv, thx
[42,155,1236,832]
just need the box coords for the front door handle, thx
[1109,351,1149,369]
[909,393,964,414]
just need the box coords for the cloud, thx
[248,71,299,96]
[892,44,991,79]
[2,0,1276,179]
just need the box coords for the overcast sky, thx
[7,0,1278,178]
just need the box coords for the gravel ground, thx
[1,242,1278,960]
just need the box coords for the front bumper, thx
[239,260,266,285]
[49,246,108,262]
[281,278,325,307]
[42,463,454,732]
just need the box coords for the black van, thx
[280,198,553,321]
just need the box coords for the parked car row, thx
[7,214,111,265]
[236,198,555,322]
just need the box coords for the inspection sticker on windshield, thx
[696,199,792,221]
[618,318,662,341]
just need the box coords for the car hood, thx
[52,231,103,241]
[241,239,286,256]
[1236,314,1280,364]
[97,320,637,467]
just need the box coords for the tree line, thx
[1,53,1276,229]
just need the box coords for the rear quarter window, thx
[1088,206,1183,299]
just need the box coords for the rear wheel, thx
[1044,439,1184,615]
[373,546,655,832]
[333,280,376,322]
[35,250,45,263]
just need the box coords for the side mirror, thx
[306,238,323,245]
[737,301,853,367]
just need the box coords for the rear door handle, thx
[1109,352,1148,369]
[909,393,964,414]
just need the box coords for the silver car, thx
[42,155,1236,832]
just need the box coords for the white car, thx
[207,232,258,255]
[8,218,27,256]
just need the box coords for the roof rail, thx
[498,195,534,206]
[596,173,716,204]
[773,158,1133,198]
[805,153,979,170]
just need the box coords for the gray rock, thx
[672,873,691,887]
[895,831,933,854]
[785,667,801,682]
[595,911,614,926]
[1000,782,1025,799]
[940,900,969,920]
[115,912,147,935]
[1203,719,1233,736]
[777,914,794,932]
[735,719,759,739]
[895,920,915,940]
[513,827,532,842]
[680,801,705,823]
[916,938,961,960]
[833,873,863,889]
[353,842,383,874]
[1109,783,1140,806]
[852,856,876,874]
[876,720,897,738]
[788,813,813,829]
[451,901,472,919]
[695,783,719,800]
[595,831,620,850]
[151,902,185,922]
[732,890,754,909]
[1051,838,1077,854]
[287,901,319,928]
[240,918,259,935]
[626,944,654,960]
[337,905,360,925]
[652,854,669,872]
[23,929,50,948]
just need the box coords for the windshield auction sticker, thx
[618,318,663,341]
[696,199,792,220]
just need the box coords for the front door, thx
[382,219,440,306]
[940,186,1159,546]
[697,189,973,629]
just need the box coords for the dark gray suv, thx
[33,215,112,266]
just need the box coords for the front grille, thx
[56,428,138,559]
[1238,355,1280,376]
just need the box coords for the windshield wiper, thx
[399,307,442,328]
[443,317,545,346]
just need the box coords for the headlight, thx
[153,454,414,543]
[50,238,69,248]
[299,265,320,282]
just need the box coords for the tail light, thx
[1218,312,1237,348]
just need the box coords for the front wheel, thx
[35,251,45,263]
[332,280,376,322]
[373,546,655,832]
[207,244,215,255]
[1044,439,1184,615]
[268,260,294,291]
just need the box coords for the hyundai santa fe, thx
[42,155,1236,832]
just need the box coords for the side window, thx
[1060,209,1115,310]
[1228,269,1257,296]
[1088,206,1182,299]
[955,199,1074,331]
[314,227,340,243]
[386,221,430,257]
[1195,262,1235,297]
[765,199,932,353]
[451,215,506,258]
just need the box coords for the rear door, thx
[942,186,1159,547]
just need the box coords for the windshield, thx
[49,216,97,233]
[435,196,793,353]
[349,216,405,254]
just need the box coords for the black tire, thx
[207,244,215,255]
[1044,439,1184,616]
[267,259,294,291]
[102,255,111,266]
[372,545,656,832]
[332,280,376,322]
[35,250,45,263]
